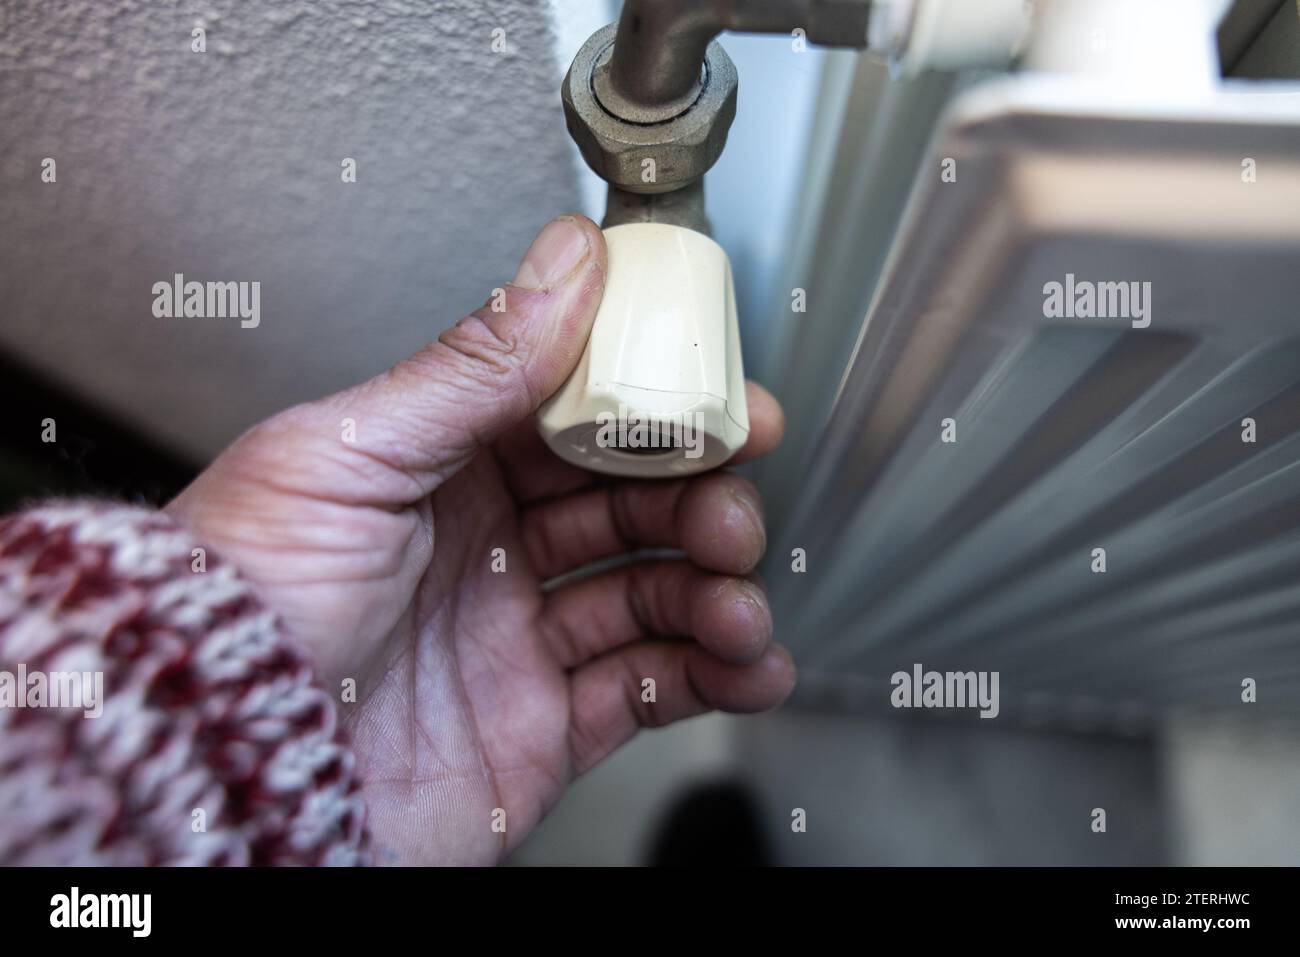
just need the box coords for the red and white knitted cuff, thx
[0,502,369,865]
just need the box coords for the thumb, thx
[341,214,607,492]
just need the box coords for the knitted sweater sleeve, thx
[0,502,369,866]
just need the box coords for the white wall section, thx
[0,0,580,459]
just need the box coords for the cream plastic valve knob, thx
[537,222,749,478]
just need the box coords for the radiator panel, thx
[772,79,1300,725]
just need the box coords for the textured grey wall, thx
[0,0,579,459]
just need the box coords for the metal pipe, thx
[602,180,712,234]
[607,0,871,109]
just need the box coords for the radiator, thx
[765,70,1300,728]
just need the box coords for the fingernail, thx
[512,217,590,290]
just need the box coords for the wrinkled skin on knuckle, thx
[436,310,524,382]
[418,309,537,431]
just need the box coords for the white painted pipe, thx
[869,0,1039,74]
[1022,0,1226,93]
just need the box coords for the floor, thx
[510,707,1300,866]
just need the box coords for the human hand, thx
[166,215,794,865]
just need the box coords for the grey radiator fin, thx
[769,81,1300,725]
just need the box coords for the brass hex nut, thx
[562,24,738,195]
